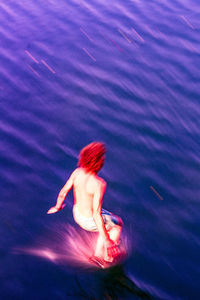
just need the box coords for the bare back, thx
[73,168,104,218]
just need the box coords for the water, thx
[1,0,200,299]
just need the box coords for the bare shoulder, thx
[95,175,107,189]
[70,168,81,181]
[86,174,106,194]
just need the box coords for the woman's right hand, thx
[47,204,66,214]
[47,206,59,214]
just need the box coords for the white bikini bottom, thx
[73,205,122,232]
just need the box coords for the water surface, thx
[0,0,200,299]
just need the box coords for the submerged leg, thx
[94,234,104,258]
[108,224,122,245]
[94,223,122,261]
[104,225,122,261]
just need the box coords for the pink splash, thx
[14,224,130,268]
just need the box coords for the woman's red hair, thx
[78,142,106,174]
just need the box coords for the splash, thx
[13,224,130,269]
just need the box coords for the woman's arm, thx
[47,169,76,214]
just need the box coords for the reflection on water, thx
[100,265,154,300]
[66,265,155,300]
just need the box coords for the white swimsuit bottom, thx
[73,205,122,232]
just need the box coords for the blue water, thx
[1,0,200,299]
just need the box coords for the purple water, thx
[0,0,200,299]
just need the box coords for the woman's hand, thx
[47,206,59,214]
[47,204,66,214]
